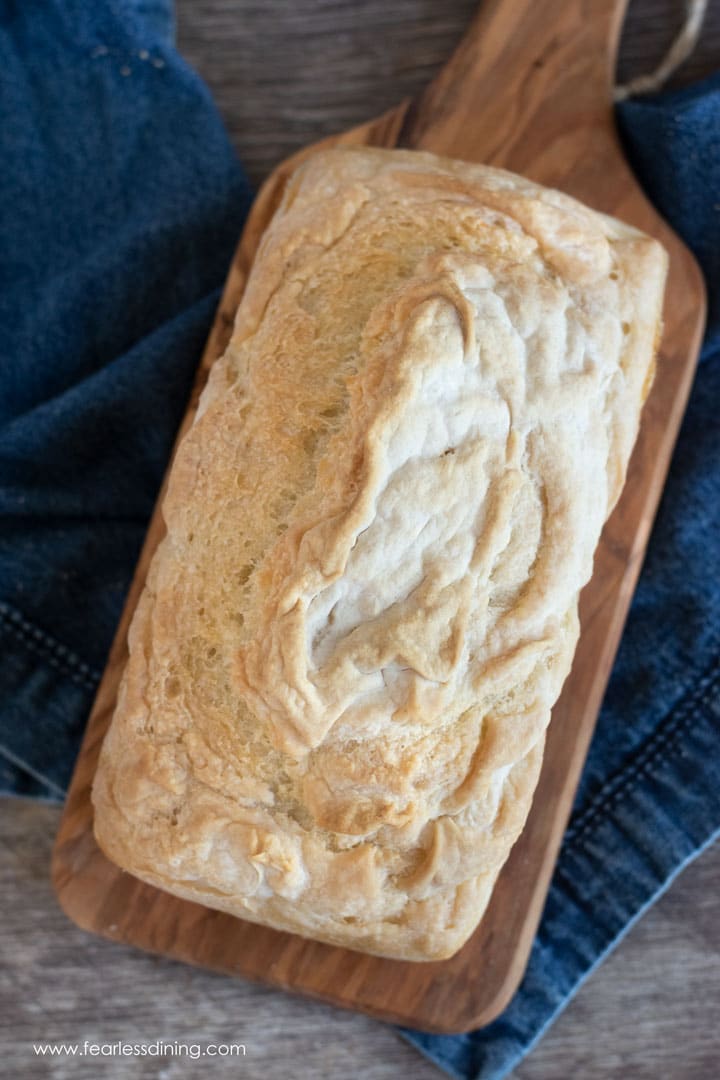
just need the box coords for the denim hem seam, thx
[0,601,101,691]
[563,657,720,854]
[0,743,66,799]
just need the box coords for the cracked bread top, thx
[92,147,666,960]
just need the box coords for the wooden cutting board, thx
[52,0,705,1034]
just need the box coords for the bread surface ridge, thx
[92,146,667,961]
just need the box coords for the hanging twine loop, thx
[614,0,708,102]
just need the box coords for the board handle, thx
[399,0,630,182]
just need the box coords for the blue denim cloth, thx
[0,0,252,798]
[0,3,717,1077]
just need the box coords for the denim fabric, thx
[0,0,252,797]
[0,3,717,1078]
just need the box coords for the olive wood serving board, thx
[52,0,705,1034]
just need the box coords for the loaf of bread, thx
[92,147,666,961]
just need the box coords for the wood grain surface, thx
[176,0,720,188]
[52,0,706,1037]
[4,0,719,1075]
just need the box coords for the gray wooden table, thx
[2,2,719,1077]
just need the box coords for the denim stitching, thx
[0,602,101,692]
[563,660,720,854]
[0,742,66,799]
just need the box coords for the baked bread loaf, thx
[92,147,667,961]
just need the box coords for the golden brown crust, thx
[92,147,667,961]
